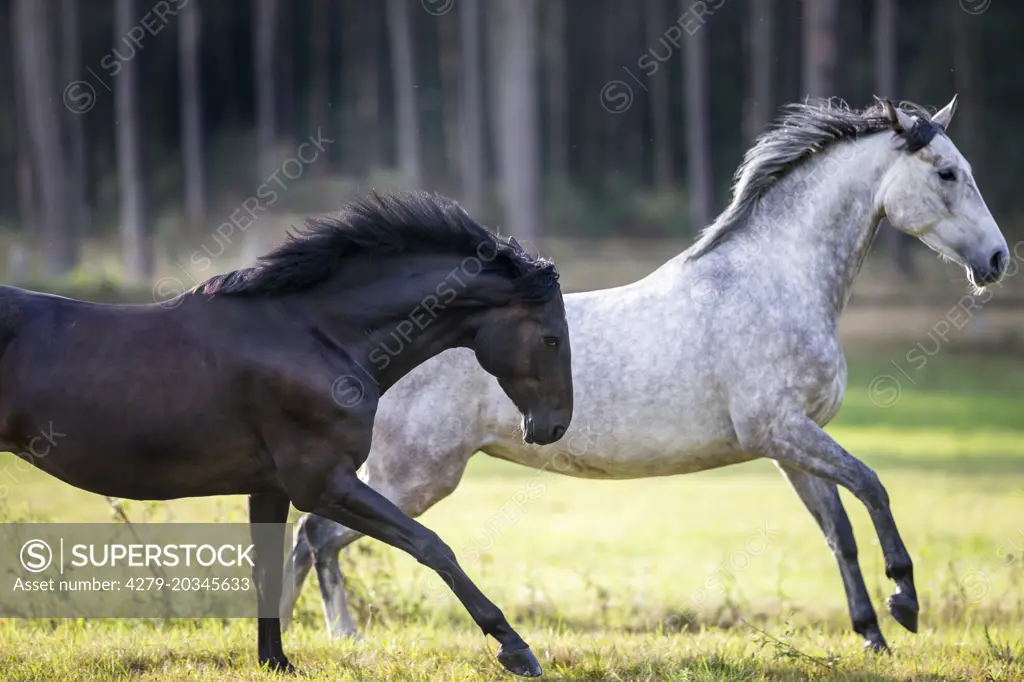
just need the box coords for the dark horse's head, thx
[195,191,573,446]
[469,236,573,445]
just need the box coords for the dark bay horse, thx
[0,191,572,676]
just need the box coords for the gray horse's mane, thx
[682,98,939,261]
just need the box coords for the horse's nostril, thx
[990,249,1007,274]
[551,425,567,441]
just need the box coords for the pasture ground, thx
[0,347,1022,681]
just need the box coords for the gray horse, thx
[284,97,1007,653]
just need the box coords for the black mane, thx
[196,191,559,303]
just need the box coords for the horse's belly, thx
[0,385,271,500]
[566,437,758,478]
[484,417,755,479]
[1,435,273,500]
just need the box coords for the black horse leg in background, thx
[250,492,294,672]
[304,466,543,677]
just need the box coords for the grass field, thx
[0,347,1022,680]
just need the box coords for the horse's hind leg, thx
[294,466,542,677]
[283,443,472,639]
[776,464,887,652]
[279,518,314,633]
[280,514,360,637]
[249,491,296,673]
[736,411,918,634]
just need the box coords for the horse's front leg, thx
[737,411,918,634]
[775,464,888,651]
[290,465,542,677]
[249,491,296,672]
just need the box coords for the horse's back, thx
[0,285,59,345]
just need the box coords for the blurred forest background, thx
[0,0,1019,317]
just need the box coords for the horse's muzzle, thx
[969,247,1008,286]
[523,419,568,446]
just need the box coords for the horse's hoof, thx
[261,657,296,674]
[496,644,542,677]
[863,636,890,654]
[887,593,919,633]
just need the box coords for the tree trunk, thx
[309,0,330,175]
[542,0,567,180]
[276,0,293,146]
[802,0,839,99]
[746,0,773,142]
[61,0,87,257]
[10,0,37,241]
[873,0,914,278]
[179,0,206,234]
[683,0,713,234]
[253,0,278,177]
[612,1,644,183]
[438,10,461,188]
[386,0,422,187]
[950,1,980,161]
[492,0,540,241]
[345,2,383,174]
[115,0,152,279]
[458,0,486,213]
[874,0,897,99]
[646,0,674,190]
[14,0,75,275]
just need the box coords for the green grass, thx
[1,347,1023,680]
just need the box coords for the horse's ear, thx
[931,94,958,130]
[874,96,915,133]
[508,236,522,251]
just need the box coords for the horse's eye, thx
[937,168,957,182]
[543,336,560,348]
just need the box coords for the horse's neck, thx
[309,256,495,394]
[727,137,893,316]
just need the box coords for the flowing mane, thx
[682,98,944,261]
[195,190,559,303]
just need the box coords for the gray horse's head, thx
[877,95,1008,286]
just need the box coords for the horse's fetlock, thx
[885,560,914,582]
[852,614,880,637]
